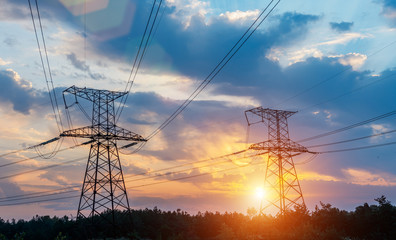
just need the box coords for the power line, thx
[116,0,163,122]
[0,148,257,204]
[0,185,78,201]
[34,0,64,132]
[0,156,85,181]
[145,0,281,141]
[0,140,91,168]
[0,159,265,207]
[125,151,263,183]
[3,136,396,205]
[307,129,396,148]
[294,153,320,165]
[0,137,60,160]
[28,0,64,133]
[0,159,235,204]
[297,110,396,143]
[0,194,79,207]
[0,189,78,203]
[0,148,249,200]
[318,140,396,154]
[128,161,264,189]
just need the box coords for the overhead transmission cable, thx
[5,133,396,205]
[297,110,396,143]
[143,0,281,144]
[115,0,281,155]
[28,0,64,133]
[0,149,248,201]
[0,141,91,174]
[127,161,265,189]
[315,140,396,154]
[0,185,79,202]
[0,136,62,161]
[0,156,86,181]
[307,129,396,148]
[294,153,320,165]
[0,148,260,204]
[0,189,78,203]
[0,152,256,203]
[125,150,265,183]
[0,158,265,207]
[4,136,396,204]
[116,0,163,122]
[0,195,80,207]
[0,155,240,203]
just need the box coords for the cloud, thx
[0,0,30,21]
[167,0,211,28]
[378,0,396,22]
[368,124,392,143]
[0,58,11,66]
[0,69,42,114]
[318,32,370,46]
[66,52,106,80]
[0,180,25,198]
[3,37,18,47]
[219,10,260,24]
[342,168,396,186]
[335,53,368,70]
[266,47,324,65]
[330,21,354,32]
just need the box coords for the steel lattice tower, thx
[60,86,146,222]
[245,107,311,215]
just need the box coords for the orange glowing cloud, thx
[342,168,396,186]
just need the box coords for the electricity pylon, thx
[60,86,146,223]
[245,107,312,215]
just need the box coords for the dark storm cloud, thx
[330,21,354,32]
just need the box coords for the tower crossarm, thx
[249,139,315,154]
[245,107,297,126]
[60,125,147,142]
[64,85,127,103]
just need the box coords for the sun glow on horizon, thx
[255,187,265,200]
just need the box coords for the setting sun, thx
[255,187,265,199]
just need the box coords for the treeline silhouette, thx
[0,196,395,239]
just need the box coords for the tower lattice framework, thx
[245,107,311,215]
[60,86,146,221]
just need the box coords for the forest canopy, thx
[0,196,395,240]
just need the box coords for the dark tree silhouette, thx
[0,196,395,239]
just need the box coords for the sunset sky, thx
[1,0,396,220]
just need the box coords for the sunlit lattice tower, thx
[60,86,146,222]
[245,107,311,215]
